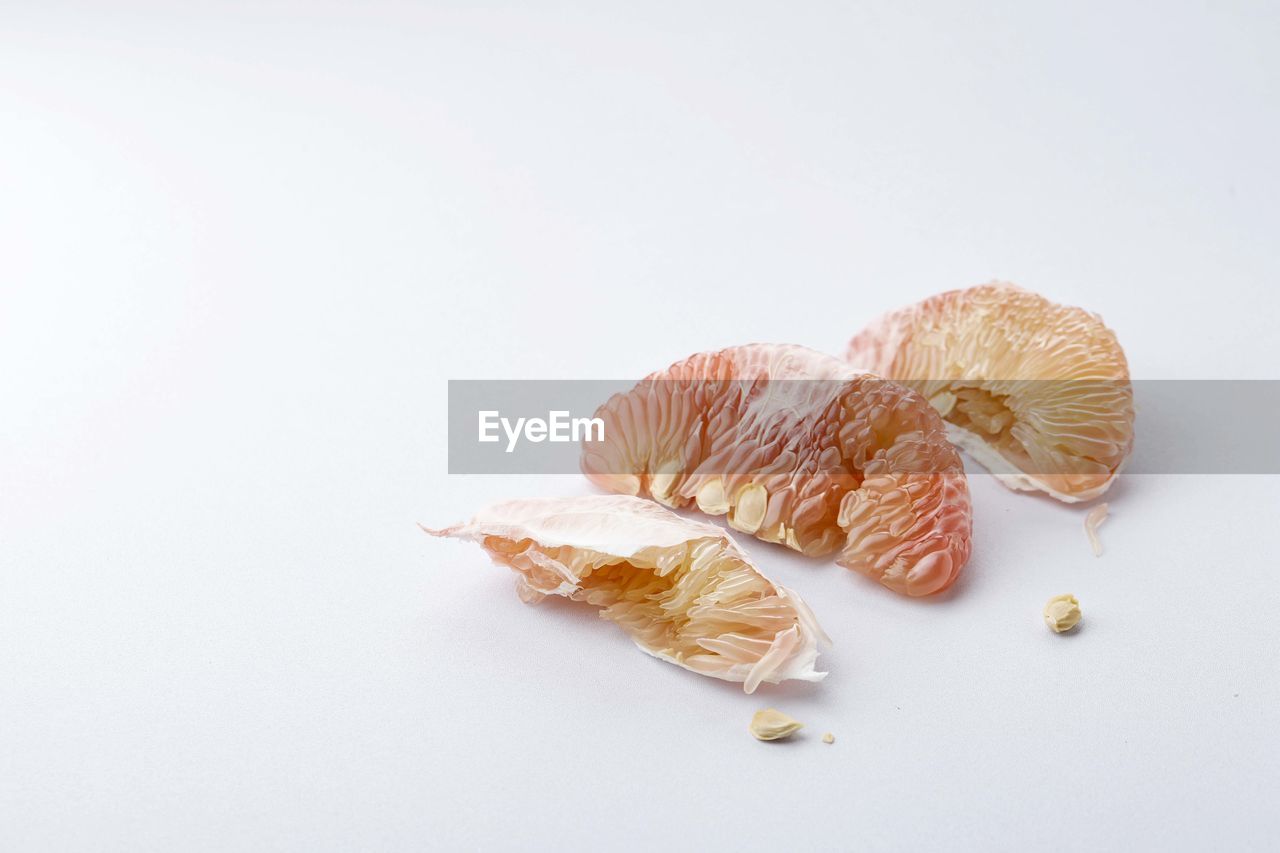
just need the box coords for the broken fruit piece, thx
[750,708,804,741]
[847,283,1134,502]
[424,495,829,693]
[581,344,972,597]
[1044,594,1082,633]
[1084,503,1109,557]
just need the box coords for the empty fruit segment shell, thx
[580,344,973,597]
[424,495,829,693]
[847,283,1135,502]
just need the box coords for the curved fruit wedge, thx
[847,283,1134,502]
[580,344,972,597]
[424,494,828,693]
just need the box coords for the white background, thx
[2,2,1278,850]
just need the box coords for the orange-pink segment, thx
[581,344,972,597]
[848,283,1134,502]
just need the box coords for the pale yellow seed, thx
[648,462,682,506]
[695,478,730,515]
[822,732,835,744]
[929,390,957,417]
[1044,594,1082,633]
[749,708,803,742]
[730,484,768,535]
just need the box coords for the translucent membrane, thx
[848,283,1135,502]
[1084,503,1109,557]
[425,495,828,693]
[581,344,972,597]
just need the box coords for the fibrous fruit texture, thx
[847,283,1134,502]
[425,494,828,693]
[1084,503,1109,557]
[580,344,972,597]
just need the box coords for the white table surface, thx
[2,2,1277,850]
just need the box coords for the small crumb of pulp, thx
[822,732,835,744]
[750,708,804,741]
[1044,594,1082,633]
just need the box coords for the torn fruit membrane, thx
[580,344,972,597]
[1084,502,1109,557]
[847,283,1135,502]
[424,495,829,693]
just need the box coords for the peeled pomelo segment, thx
[580,344,973,597]
[424,494,828,693]
[847,283,1135,502]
